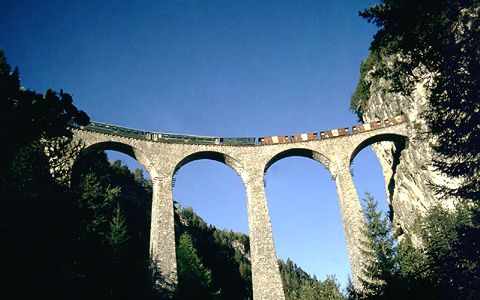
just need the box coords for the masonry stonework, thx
[69,123,408,299]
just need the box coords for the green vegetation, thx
[175,204,346,300]
[349,192,480,299]
[348,193,436,299]
[177,232,213,299]
[0,49,152,298]
[350,51,382,121]
[279,259,345,300]
[175,205,252,299]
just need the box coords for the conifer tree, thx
[177,232,213,300]
[358,191,398,297]
[108,202,130,254]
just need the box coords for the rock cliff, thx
[360,57,443,240]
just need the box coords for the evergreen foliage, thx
[177,232,213,300]
[176,204,347,300]
[417,203,480,299]
[175,205,253,299]
[358,191,398,295]
[0,49,92,299]
[349,193,431,300]
[108,202,131,254]
[350,192,479,300]
[0,48,89,181]
[350,51,382,121]
[278,258,345,300]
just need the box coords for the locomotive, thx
[76,115,405,146]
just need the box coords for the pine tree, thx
[79,173,121,235]
[177,232,213,300]
[108,202,130,254]
[358,191,398,296]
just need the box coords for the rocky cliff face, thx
[358,5,479,242]
[360,59,444,240]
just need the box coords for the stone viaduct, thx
[69,122,408,299]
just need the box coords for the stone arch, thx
[264,148,335,176]
[173,150,246,181]
[75,141,154,176]
[349,132,408,232]
[349,133,408,165]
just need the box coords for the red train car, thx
[384,115,405,127]
[320,127,349,139]
[352,120,382,134]
[258,135,289,145]
[290,132,318,142]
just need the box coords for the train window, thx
[133,131,138,134]
[112,126,117,130]
[119,128,125,131]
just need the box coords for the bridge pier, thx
[150,174,178,298]
[244,171,286,300]
[333,160,368,288]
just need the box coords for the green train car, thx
[82,122,151,139]
[220,137,256,145]
[161,133,219,144]
[81,121,219,144]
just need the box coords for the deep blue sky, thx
[1,0,386,289]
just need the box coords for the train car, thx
[83,122,151,140]
[258,135,289,145]
[220,137,256,145]
[160,133,219,144]
[352,120,382,134]
[290,132,318,142]
[384,115,405,127]
[82,121,108,134]
[115,126,150,139]
[320,127,350,139]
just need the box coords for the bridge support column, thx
[150,175,177,298]
[244,172,286,300]
[333,161,368,288]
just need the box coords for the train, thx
[74,115,405,146]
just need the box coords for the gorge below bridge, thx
[68,121,408,300]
